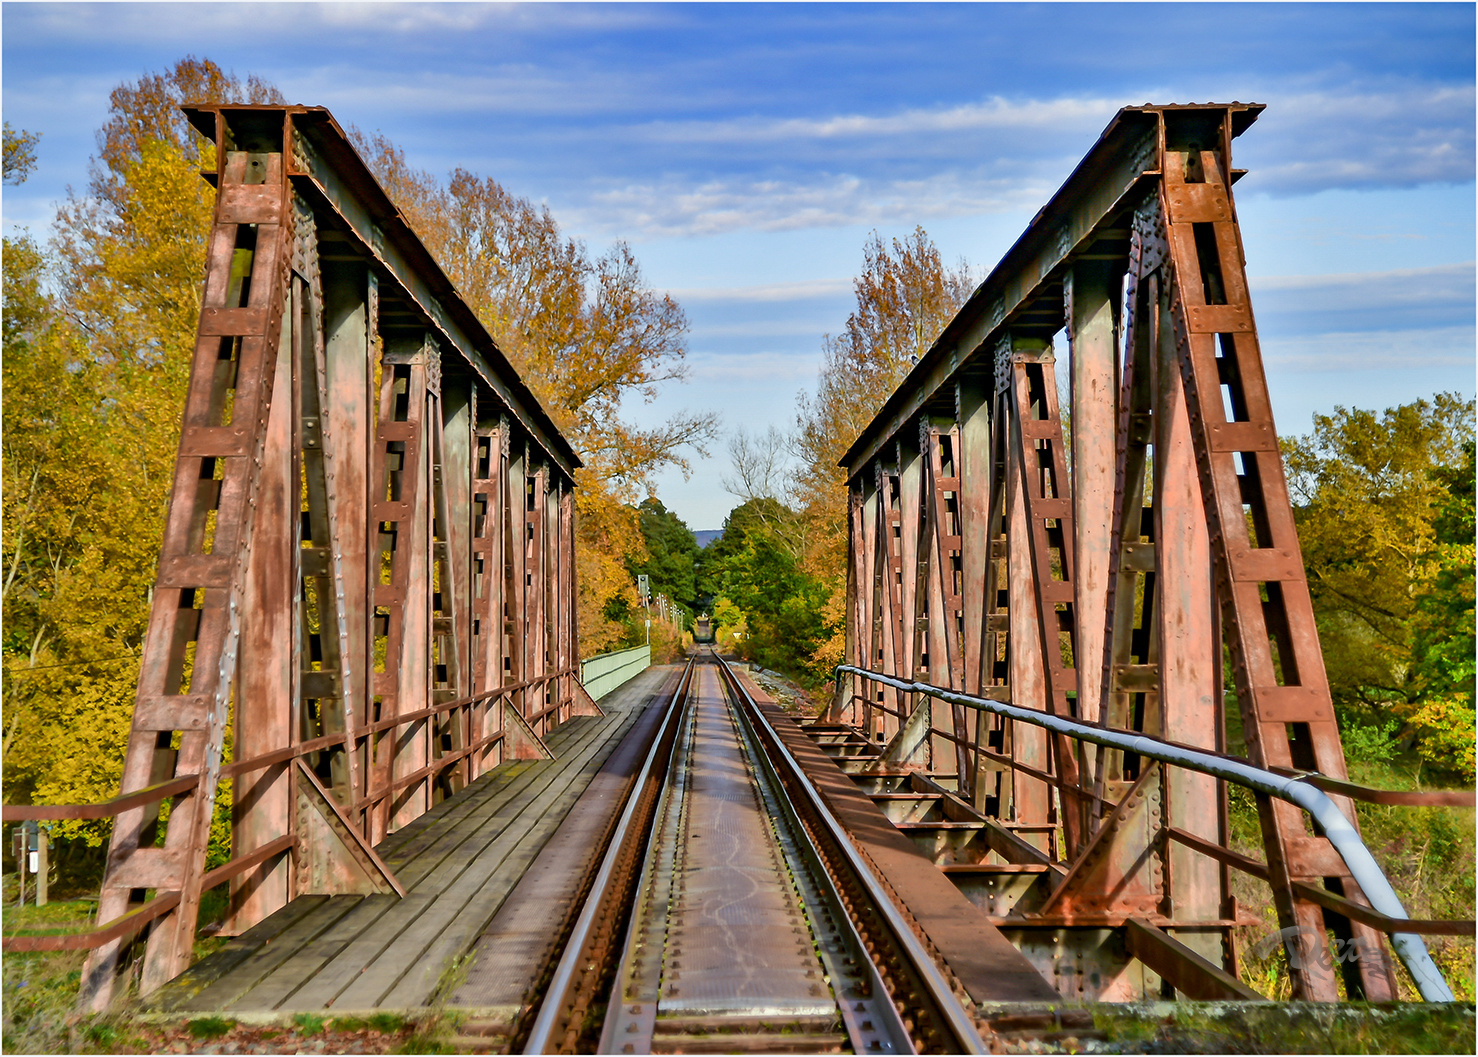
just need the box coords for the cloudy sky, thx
[3,2,1473,529]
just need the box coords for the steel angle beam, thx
[842,103,1262,479]
[183,105,579,480]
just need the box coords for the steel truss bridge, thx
[4,102,1472,1053]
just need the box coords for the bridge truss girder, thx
[837,104,1397,1003]
[80,106,588,1009]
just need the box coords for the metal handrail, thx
[836,664,1458,1003]
[837,689,1475,809]
[1,666,579,955]
[0,667,579,822]
[2,835,296,952]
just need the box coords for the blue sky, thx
[3,2,1474,529]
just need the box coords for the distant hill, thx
[693,530,722,549]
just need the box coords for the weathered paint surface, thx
[836,103,1401,1003]
[79,106,582,1009]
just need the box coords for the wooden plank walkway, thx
[148,666,678,1014]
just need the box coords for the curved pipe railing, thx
[835,664,1457,1003]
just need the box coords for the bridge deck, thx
[149,666,678,1014]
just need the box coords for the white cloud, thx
[572,167,1062,240]
[8,1,665,47]
[685,350,820,383]
[1239,84,1476,192]
[1250,262,1474,334]
[633,95,1119,145]
[665,279,851,303]
[1252,261,1473,304]
[287,64,662,120]
[1260,325,1474,372]
[691,321,837,340]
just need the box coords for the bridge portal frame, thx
[836,103,1413,1003]
[74,105,592,1009]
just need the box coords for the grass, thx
[1084,1003,1477,1055]
[292,1011,327,1035]
[2,898,96,1053]
[368,1012,407,1033]
[0,889,286,1054]
[1222,708,1476,1003]
[185,1015,234,1039]
[392,1012,457,1055]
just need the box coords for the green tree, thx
[1407,441,1476,779]
[709,596,750,651]
[703,499,828,678]
[628,498,701,620]
[1283,394,1475,771]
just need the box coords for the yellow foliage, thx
[646,619,689,666]
[1407,694,1477,780]
[809,584,849,676]
[786,227,971,669]
[352,131,717,655]
[574,477,645,657]
[710,597,750,655]
[2,58,281,837]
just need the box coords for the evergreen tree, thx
[628,498,701,620]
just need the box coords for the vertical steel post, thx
[82,123,295,1008]
[1066,263,1118,727]
[1152,263,1226,970]
[320,260,373,812]
[1158,112,1395,1000]
[896,436,925,752]
[848,480,873,730]
[1001,342,1054,855]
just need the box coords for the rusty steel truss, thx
[833,103,1461,1002]
[75,105,590,1009]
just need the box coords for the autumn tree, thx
[352,134,717,653]
[1283,394,1475,777]
[2,60,282,853]
[3,121,40,183]
[791,227,973,671]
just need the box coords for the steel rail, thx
[718,655,991,1053]
[594,662,700,1053]
[716,655,916,1055]
[837,664,1459,1002]
[521,658,695,1054]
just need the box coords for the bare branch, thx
[722,425,796,505]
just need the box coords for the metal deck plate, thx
[658,666,833,1017]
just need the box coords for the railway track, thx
[513,652,989,1055]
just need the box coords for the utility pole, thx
[12,821,40,907]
